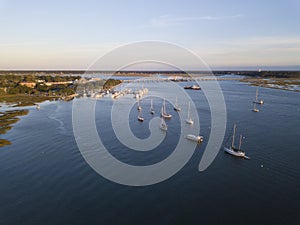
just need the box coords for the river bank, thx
[241,77,300,92]
[0,109,29,147]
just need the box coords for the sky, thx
[0,0,299,70]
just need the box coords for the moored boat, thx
[161,98,172,119]
[253,87,264,104]
[224,124,249,159]
[185,101,194,125]
[159,117,167,131]
[173,96,181,111]
[186,134,203,143]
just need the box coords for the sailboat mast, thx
[256,88,258,101]
[151,99,153,109]
[232,124,236,148]
[238,134,242,150]
[187,101,190,119]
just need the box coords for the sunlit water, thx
[0,80,299,225]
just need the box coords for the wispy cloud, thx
[150,14,244,28]
[194,36,300,67]
[218,37,300,48]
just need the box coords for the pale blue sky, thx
[0,0,299,70]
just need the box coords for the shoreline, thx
[241,77,300,92]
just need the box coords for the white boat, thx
[173,96,181,111]
[138,109,144,122]
[185,101,194,124]
[137,99,142,111]
[224,124,249,159]
[253,87,264,104]
[159,117,167,131]
[150,99,155,114]
[137,115,144,122]
[186,134,203,143]
[161,98,172,119]
[191,85,201,90]
[36,104,40,110]
[184,85,201,90]
[252,103,259,112]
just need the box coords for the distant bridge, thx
[122,77,242,83]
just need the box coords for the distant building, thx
[35,79,45,83]
[45,81,73,86]
[19,82,36,88]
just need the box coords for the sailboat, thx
[159,117,167,131]
[224,124,249,159]
[252,102,259,112]
[185,101,194,124]
[137,98,142,111]
[253,87,264,104]
[173,96,181,111]
[150,99,155,114]
[161,98,172,119]
[137,110,144,122]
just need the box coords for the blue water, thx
[0,80,299,225]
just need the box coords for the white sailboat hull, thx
[185,118,194,124]
[174,106,181,111]
[224,147,245,157]
[161,113,172,119]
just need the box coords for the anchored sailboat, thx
[224,124,249,159]
[159,117,167,131]
[137,98,142,111]
[137,110,144,122]
[173,96,181,111]
[253,87,264,104]
[185,101,194,124]
[150,99,155,114]
[252,102,259,112]
[161,98,172,119]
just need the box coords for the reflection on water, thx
[0,109,29,147]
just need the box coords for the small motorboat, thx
[186,134,203,143]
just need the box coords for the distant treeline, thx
[0,75,80,95]
[103,79,122,89]
[0,74,81,86]
[213,71,300,78]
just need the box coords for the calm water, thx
[0,80,299,225]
